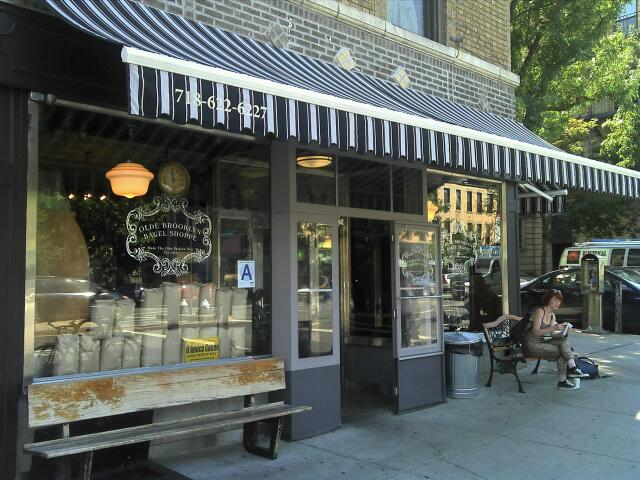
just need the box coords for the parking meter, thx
[580,254,603,332]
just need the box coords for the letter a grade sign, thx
[237,260,256,288]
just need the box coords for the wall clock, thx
[157,162,190,196]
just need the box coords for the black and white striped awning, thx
[519,195,565,215]
[46,0,640,199]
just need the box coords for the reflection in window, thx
[397,227,440,350]
[296,155,336,205]
[33,104,271,379]
[387,0,439,41]
[628,249,640,266]
[347,219,392,340]
[338,157,391,211]
[427,172,502,332]
[297,155,423,214]
[298,223,334,358]
[393,166,423,214]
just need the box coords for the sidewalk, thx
[160,332,640,480]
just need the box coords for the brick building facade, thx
[126,0,517,118]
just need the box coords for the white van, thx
[559,240,640,268]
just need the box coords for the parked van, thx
[559,240,640,268]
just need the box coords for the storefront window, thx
[393,166,423,214]
[397,227,440,349]
[295,152,424,215]
[32,104,271,379]
[338,157,390,211]
[427,172,503,331]
[297,222,334,358]
[296,156,336,205]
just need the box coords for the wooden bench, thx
[482,316,541,393]
[24,357,310,479]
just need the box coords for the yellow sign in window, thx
[183,337,220,363]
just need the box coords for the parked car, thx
[520,267,640,334]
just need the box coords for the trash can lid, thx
[444,332,483,344]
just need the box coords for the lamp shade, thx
[105,162,154,198]
[296,155,332,168]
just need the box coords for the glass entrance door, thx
[393,223,444,412]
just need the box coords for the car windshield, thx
[608,267,640,288]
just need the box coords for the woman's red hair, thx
[542,289,563,305]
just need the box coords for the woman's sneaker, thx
[567,367,590,379]
[557,380,578,390]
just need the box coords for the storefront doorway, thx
[339,217,444,418]
[339,218,394,419]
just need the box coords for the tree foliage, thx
[512,0,640,239]
[511,0,628,132]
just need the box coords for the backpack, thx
[574,356,599,379]
[509,306,542,343]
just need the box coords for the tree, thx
[512,0,640,240]
[511,0,627,132]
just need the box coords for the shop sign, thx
[183,336,220,363]
[237,260,256,288]
[126,194,212,276]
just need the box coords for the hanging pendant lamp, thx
[106,125,154,198]
[296,154,333,168]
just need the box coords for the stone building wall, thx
[134,0,518,119]
[445,0,511,70]
[519,215,553,276]
[7,0,517,118]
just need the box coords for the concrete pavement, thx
[159,332,640,480]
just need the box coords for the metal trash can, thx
[444,332,483,399]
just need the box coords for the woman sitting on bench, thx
[522,289,590,390]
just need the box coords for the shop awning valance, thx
[46,0,640,198]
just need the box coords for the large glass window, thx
[393,165,423,214]
[387,0,439,41]
[397,226,440,350]
[296,155,336,205]
[338,157,390,211]
[296,151,424,214]
[32,104,271,379]
[427,172,503,332]
[297,222,334,358]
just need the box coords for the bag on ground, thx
[574,356,599,379]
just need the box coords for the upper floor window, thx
[618,1,637,34]
[387,0,439,41]
[621,0,637,18]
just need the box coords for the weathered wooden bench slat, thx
[28,357,286,428]
[25,402,311,459]
[24,357,311,478]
